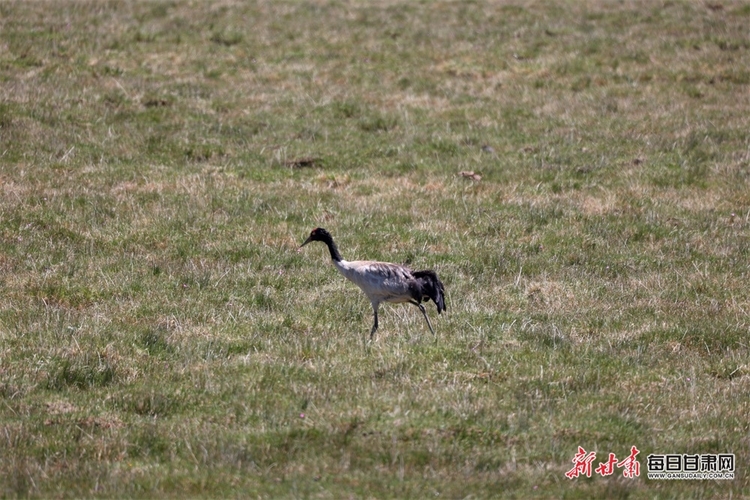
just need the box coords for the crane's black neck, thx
[320,234,343,262]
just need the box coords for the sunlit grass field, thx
[1,0,749,497]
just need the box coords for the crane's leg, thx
[370,304,379,340]
[410,300,435,336]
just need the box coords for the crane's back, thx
[333,259,415,303]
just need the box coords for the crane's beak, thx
[300,235,313,248]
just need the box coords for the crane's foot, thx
[370,312,379,340]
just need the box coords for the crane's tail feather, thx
[413,270,446,314]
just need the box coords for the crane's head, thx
[300,227,332,248]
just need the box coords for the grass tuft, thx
[46,356,118,392]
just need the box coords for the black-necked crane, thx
[300,227,446,339]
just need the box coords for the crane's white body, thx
[333,260,415,305]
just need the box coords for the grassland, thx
[1,0,749,498]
